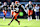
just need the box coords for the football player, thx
[8,1,25,25]
[25,1,33,21]
[34,4,39,21]
[3,2,8,20]
[10,2,15,18]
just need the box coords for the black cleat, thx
[8,23,10,25]
[18,21,20,25]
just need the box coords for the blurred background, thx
[0,0,40,19]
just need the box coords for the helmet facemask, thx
[15,1,20,6]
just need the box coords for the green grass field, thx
[0,18,40,27]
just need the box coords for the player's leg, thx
[30,15,32,20]
[35,12,38,21]
[3,15,5,20]
[8,16,14,25]
[8,11,14,25]
[37,12,39,20]
[30,10,33,20]
[3,10,5,20]
[14,13,20,25]
[3,10,6,20]
[37,16,39,20]
[36,15,38,21]
[14,17,20,25]
[11,10,14,18]
[28,15,30,21]
[28,10,30,21]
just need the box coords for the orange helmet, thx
[15,1,19,5]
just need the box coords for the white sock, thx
[3,17,5,20]
[28,17,30,21]
[30,16,32,20]
[38,16,39,20]
[36,16,37,21]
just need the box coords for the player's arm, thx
[31,4,35,10]
[25,4,28,9]
[10,5,12,10]
[2,5,4,10]
[21,4,28,12]
[21,5,25,10]
[21,4,28,14]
